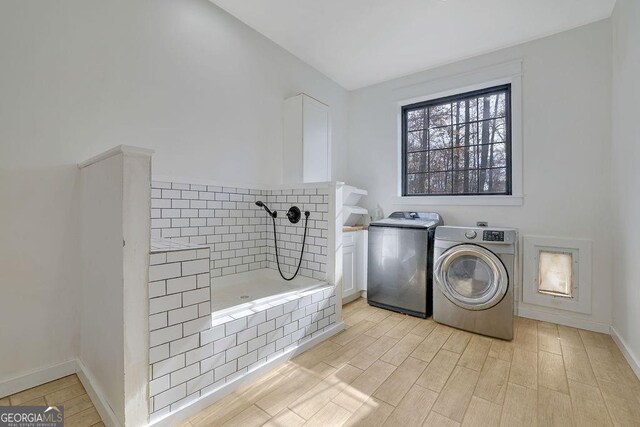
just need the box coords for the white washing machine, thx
[433,226,517,340]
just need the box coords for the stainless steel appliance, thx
[433,226,517,340]
[367,212,443,318]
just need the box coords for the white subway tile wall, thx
[264,188,329,281]
[148,245,211,417]
[148,245,337,419]
[151,182,328,281]
[151,182,269,279]
[149,181,335,419]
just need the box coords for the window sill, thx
[394,195,523,206]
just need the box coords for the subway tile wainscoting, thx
[148,241,212,418]
[148,180,340,423]
[265,189,329,282]
[150,182,329,282]
[148,245,337,421]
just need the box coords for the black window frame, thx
[401,84,512,197]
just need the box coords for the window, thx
[402,84,512,196]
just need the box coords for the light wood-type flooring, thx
[182,298,640,427]
[3,298,639,426]
[0,374,103,426]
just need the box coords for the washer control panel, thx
[483,230,505,242]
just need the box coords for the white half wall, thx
[80,152,126,424]
[0,0,347,389]
[122,152,153,426]
[611,0,640,375]
[347,20,613,330]
[79,146,152,426]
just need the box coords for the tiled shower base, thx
[211,268,327,313]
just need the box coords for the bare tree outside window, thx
[402,85,512,196]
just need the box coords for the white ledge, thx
[150,238,208,254]
[394,195,524,206]
[152,175,336,191]
[78,145,154,169]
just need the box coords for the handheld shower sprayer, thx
[255,200,311,281]
[255,201,276,218]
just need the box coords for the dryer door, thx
[434,244,508,311]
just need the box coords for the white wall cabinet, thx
[283,94,330,183]
[342,230,368,303]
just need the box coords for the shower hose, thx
[269,211,310,281]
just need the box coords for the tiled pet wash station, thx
[77,145,347,426]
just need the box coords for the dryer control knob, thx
[465,230,477,239]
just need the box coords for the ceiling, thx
[210,0,616,90]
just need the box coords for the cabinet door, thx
[283,95,303,183]
[283,94,331,184]
[302,96,330,182]
[343,244,356,297]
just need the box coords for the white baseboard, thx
[342,293,361,304]
[517,307,610,333]
[0,359,123,427]
[76,359,122,427]
[1,324,346,427]
[610,326,640,381]
[0,360,77,398]
[151,321,345,427]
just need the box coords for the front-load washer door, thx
[434,244,508,311]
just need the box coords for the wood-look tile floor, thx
[184,298,640,427]
[0,374,103,427]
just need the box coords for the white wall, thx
[0,0,347,387]
[611,0,640,372]
[347,20,613,330]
